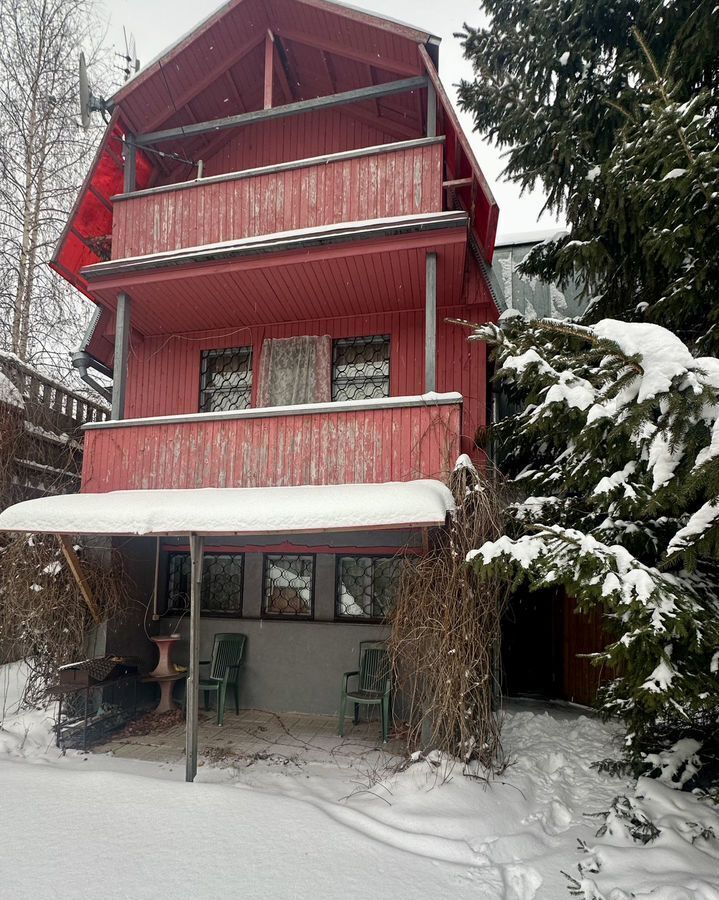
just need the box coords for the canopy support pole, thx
[425,252,437,392]
[185,534,204,782]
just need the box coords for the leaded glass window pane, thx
[336,556,403,620]
[166,552,244,615]
[332,336,390,401]
[200,347,253,412]
[263,554,314,617]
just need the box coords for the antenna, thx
[79,52,114,130]
[115,28,141,82]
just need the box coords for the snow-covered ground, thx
[1,664,717,900]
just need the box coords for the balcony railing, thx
[81,394,462,494]
[110,137,445,259]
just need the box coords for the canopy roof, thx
[0,480,454,537]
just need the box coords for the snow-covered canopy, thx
[0,481,454,537]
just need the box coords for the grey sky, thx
[99,0,564,239]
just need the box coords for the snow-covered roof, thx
[0,481,454,537]
[494,229,569,248]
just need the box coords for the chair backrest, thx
[358,641,390,695]
[210,633,246,681]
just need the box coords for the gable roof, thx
[51,0,497,304]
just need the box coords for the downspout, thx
[71,350,113,404]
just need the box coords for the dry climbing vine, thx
[389,459,510,770]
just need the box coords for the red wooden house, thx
[0,0,503,777]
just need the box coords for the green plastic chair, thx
[338,641,392,743]
[183,633,246,725]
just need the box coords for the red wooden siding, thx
[562,596,610,706]
[122,301,492,453]
[112,141,443,259]
[201,108,401,178]
[82,400,461,493]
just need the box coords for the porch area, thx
[96,707,404,767]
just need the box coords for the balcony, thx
[81,394,462,494]
[110,138,445,260]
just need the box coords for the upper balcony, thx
[110,138,445,260]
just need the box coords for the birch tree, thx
[0,0,106,376]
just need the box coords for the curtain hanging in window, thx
[257,335,332,407]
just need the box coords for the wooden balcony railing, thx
[110,137,445,259]
[81,394,462,494]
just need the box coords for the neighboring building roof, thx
[491,230,586,320]
[495,228,568,248]
[0,480,455,536]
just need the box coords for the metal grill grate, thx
[336,556,403,620]
[167,552,244,615]
[200,347,252,412]
[332,336,390,401]
[263,554,314,617]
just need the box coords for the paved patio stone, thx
[94,708,403,768]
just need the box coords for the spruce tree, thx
[460,313,719,785]
[457,1,719,351]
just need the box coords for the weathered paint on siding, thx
[81,400,461,493]
[112,142,443,258]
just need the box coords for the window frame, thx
[331,335,391,402]
[261,553,316,620]
[199,345,253,413]
[165,550,245,618]
[334,553,404,623]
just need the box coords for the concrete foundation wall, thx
[107,532,417,715]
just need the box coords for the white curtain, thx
[257,335,332,407]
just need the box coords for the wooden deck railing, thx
[110,137,445,259]
[81,394,462,494]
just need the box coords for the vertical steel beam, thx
[123,135,136,193]
[111,293,131,420]
[264,30,274,109]
[426,82,437,138]
[185,533,204,783]
[425,252,437,393]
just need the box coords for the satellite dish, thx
[79,52,91,130]
[79,51,114,130]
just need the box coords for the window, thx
[332,336,390,401]
[200,347,253,412]
[166,552,244,616]
[263,554,314,618]
[336,556,404,621]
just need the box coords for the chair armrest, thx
[342,670,359,690]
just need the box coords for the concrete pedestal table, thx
[149,634,181,678]
[146,635,184,713]
[142,673,185,713]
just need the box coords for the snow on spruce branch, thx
[452,312,719,771]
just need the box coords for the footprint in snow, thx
[537,750,568,776]
[502,864,543,900]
